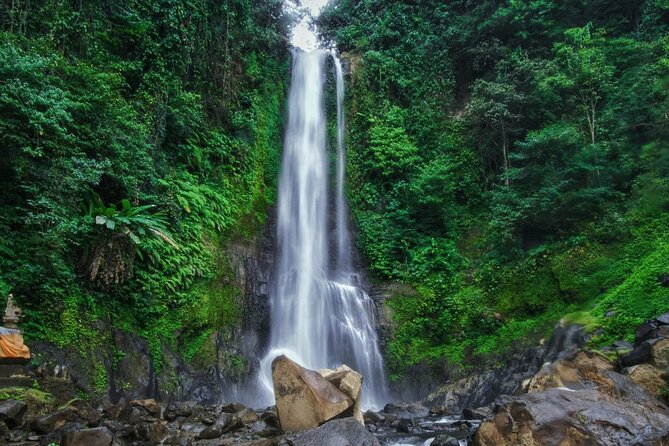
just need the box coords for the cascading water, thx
[256,50,387,409]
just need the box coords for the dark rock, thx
[620,340,653,367]
[0,399,27,428]
[236,407,259,425]
[612,340,634,350]
[636,320,659,345]
[117,405,144,425]
[383,403,429,419]
[164,403,179,421]
[0,421,9,440]
[396,418,416,433]
[422,331,569,415]
[101,420,126,434]
[62,427,113,446]
[197,424,223,440]
[9,428,25,442]
[221,402,247,413]
[288,418,380,446]
[472,388,669,446]
[129,398,161,417]
[462,406,491,420]
[260,410,279,428]
[366,423,377,432]
[132,421,167,443]
[67,398,101,426]
[177,401,198,417]
[104,399,127,421]
[363,410,385,424]
[215,412,241,433]
[33,408,75,434]
[431,435,460,446]
[657,311,669,325]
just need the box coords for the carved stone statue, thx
[3,294,22,330]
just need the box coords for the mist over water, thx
[255,50,387,409]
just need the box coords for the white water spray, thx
[256,50,387,409]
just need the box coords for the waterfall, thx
[256,50,387,409]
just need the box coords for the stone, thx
[164,403,179,421]
[649,337,669,370]
[620,340,653,367]
[33,408,75,434]
[318,364,364,424]
[117,405,144,425]
[626,363,667,399]
[657,311,669,325]
[382,403,429,419]
[129,398,162,417]
[177,401,198,417]
[396,418,415,433]
[471,388,669,446]
[636,320,659,344]
[431,435,460,446]
[612,339,633,350]
[66,398,101,426]
[104,399,127,421]
[363,410,385,424]
[197,424,224,440]
[271,355,353,432]
[288,418,380,446]
[62,427,113,446]
[260,410,280,428]
[216,412,242,433]
[462,406,492,420]
[132,421,167,443]
[221,402,247,413]
[0,399,27,428]
[236,408,259,425]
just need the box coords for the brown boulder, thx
[650,337,669,370]
[318,365,364,424]
[271,355,353,432]
[626,363,668,400]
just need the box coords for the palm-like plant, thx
[82,194,178,287]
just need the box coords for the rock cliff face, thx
[422,324,585,414]
[30,214,277,406]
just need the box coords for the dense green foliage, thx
[319,0,669,376]
[0,0,291,377]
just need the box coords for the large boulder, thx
[271,355,353,432]
[318,365,364,424]
[472,387,669,446]
[288,417,380,446]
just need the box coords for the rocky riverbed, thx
[1,312,668,445]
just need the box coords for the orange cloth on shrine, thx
[0,333,30,359]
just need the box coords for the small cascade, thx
[254,50,387,409]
